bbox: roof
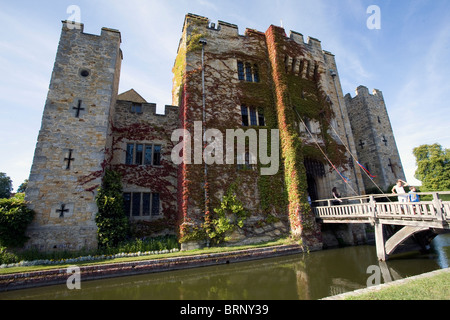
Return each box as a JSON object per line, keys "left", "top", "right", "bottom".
{"left": 117, "top": 89, "right": 147, "bottom": 103}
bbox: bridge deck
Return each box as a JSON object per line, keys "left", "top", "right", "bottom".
{"left": 313, "top": 192, "right": 450, "bottom": 261}
{"left": 313, "top": 192, "right": 450, "bottom": 229}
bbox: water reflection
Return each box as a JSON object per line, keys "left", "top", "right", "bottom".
{"left": 433, "top": 234, "right": 450, "bottom": 269}
{"left": 1, "top": 234, "right": 448, "bottom": 300}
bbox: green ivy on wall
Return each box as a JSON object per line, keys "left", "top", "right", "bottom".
{"left": 95, "top": 170, "right": 129, "bottom": 249}
{"left": 208, "top": 182, "right": 249, "bottom": 245}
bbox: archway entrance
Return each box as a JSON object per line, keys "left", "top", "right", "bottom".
{"left": 307, "top": 174, "right": 318, "bottom": 204}
{"left": 304, "top": 158, "right": 326, "bottom": 205}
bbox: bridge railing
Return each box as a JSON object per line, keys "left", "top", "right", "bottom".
{"left": 313, "top": 191, "right": 450, "bottom": 224}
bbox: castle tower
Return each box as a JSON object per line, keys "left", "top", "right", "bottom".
{"left": 173, "top": 14, "right": 365, "bottom": 250}
{"left": 264, "top": 25, "right": 363, "bottom": 246}
{"left": 25, "top": 21, "right": 122, "bottom": 251}
{"left": 345, "top": 86, "right": 406, "bottom": 191}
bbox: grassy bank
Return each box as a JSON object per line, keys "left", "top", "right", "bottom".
{"left": 1, "top": 235, "right": 179, "bottom": 264}
{"left": 346, "top": 269, "right": 450, "bottom": 300}
{"left": 0, "top": 237, "right": 295, "bottom": 275}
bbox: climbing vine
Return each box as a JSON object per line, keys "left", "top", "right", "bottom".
{"left": 109, "top": 117, "right": 179, "bottom": 239}
{"left": 174, "top": 18, "right": 348, "bottom": 248}
{"left": 174, "top": 20, "right": 292, "bottom": 245}
{"left": 265, "top": 25, "right": 325, "bottom": 245}
{"left": 207, "top": 182, "right": 249, "bottom": 245}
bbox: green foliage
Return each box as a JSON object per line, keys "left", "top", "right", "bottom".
{"left": 0, "top": 236, "right": 179, "bottom": 265}
{"left": 17, "top": 179, "right": 28, "bottom": 193}
{"left": 287, "top": 75, "right": 347, "bottom": 170}
{"left": 0, "top": 193, "right": 35, "bottom": 248}
{"left": 95, "top": 170, "right": 129, "bottom": 249}
{"left": 0, "top": 173, "right": 13, "bottom": 199}
{"left": 186, "top": 32, "right": 207, "bottom": 53}
{"left": 0, "top": 246, "right": 18, "bottom": 264}
{"left": 258, "top": 174, "right": 288, "bottom": 214}
{"left": 99, "top": 235, "right": 179, "bottom": 256}
{"left": 179, "top": 225, "right": 207, "bottom": 244}
{"left": 208, "top": 184, "right": 249, "bottom": 244}
{"left": 413, "top": 143, "right": 450, "bottom": 191}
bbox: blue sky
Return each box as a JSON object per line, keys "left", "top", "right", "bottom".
{"left": 1, "top": 0, "right": 449, "bottom": 191}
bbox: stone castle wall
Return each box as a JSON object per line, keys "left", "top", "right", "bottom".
{"left": 345, "top": 86, "right": 406, "bottom": 191}
{"left": 109, "top": 97, "right": 179, "bottom": 237}
{"left": 25, "top": 22, "right": 122, "bottom": 251}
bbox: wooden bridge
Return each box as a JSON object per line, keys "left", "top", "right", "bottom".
{"left": 313, "top": 191, "right": 450, "bottom": 261}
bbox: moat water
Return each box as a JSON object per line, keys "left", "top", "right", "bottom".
{"left": 1, "top": 234, "right": 449, "bottom": 300}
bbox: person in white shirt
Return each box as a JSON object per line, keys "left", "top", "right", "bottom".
{"left": 392, "top": 179, "right": 409, "bottom": 203}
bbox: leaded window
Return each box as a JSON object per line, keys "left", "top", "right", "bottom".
{"left": 241, "top": 106, "right": 265, "bottom": 127}
{"left": 123, "top": 192, "right": 161, "bottom": 218}
{"left": 125, "top": 143, "right": 162, "bottom": 166}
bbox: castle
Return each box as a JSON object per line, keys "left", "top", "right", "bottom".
{"left": 24, "top": 14, "right": 405, "bottom": 252}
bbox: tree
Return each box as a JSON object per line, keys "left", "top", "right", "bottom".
{"left": 0, "top": 193, "right": 35, "bottom": 248}
{"left": 17, "top": 179, "right": 28, "bottom": 193}
{"left": 95, "top": 170, "right": 129, "bottom": 248}
{"left": 0, "top": 173, "right": 13, "bottom": 199}
{"left": 413, "top": 143, "right": 450, "bottom": 191}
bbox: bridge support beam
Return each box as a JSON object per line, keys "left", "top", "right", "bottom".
{"left": 375, "top": 224, "right": 434, "bottom": 261}
{"left": 385, "top": 226, "right": 430, "bottom": 257}
{"left": 374, "top": 222, "right": 387, "bottom": 261}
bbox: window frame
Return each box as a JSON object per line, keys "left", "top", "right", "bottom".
{"left": 125, "top": 143, "right": 163, "bottom": 166}
{"left": 241, "top": 106, "right": 249, "bottom": 127}
{"left": 123, "top": 192, "right": 161, "bottom": 218}
{"left": 237, "top": 61, "right": 260, "bottom": 83}
{"left": 131, "top": 103, "right": 143, "bottom": 114}
{"left": 240, "top": 105, "right": 265, "bottom": 127}
{"left": 237, "top": 61, "right": 245, "bottom": 81}
{"left": 237, "top": 152, "right": 256, "bottom": 171}
{"left": 245, "top": 63, "right": 253, "bottom": 82}
{"left": 253, "top": 64, "right": 260, "bottom": 83}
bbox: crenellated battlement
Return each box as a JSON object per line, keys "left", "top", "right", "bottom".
{"left": 183, "top": 13, "right": 325, "bottom": 53}
{"left": 61, "top": 20, "right": 121, "bottom": 42}
{"left": 345, "top": 85, "right": 384, "bottom": 100}
{"left": 116, "top": 89, "right": 178, "bottom": 119}
{"left": 184, "top": 13, "right": 239, "bottom": 35}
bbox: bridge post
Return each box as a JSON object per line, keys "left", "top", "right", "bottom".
{"left": 433, "top": 193, "right": 444, "bottom": 223}
{"left": 370, "top": 195, "right": 387, "bottom": 261}
{"left": 374, "top": 222, "right": 387, "bottom": 261}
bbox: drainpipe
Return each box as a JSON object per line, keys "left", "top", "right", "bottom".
{"left": 330, "top": 69, "right": 361, "bottom": 195}
{"left": 199, "top": 38, "right": 210, "bottom": 247}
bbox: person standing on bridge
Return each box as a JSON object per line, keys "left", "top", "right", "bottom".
{"left": 408, "top": 186, "right": 420, "bottom": 203}
{"left": 332, "top": 187, "right": 343, "bottom": 205}
{"left": 408, "top": 186, "right": 420, "bottom": 214}
{"left": 392, "top": 179, "right": 409, "bottom": 203}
